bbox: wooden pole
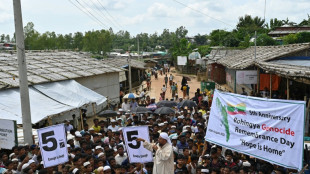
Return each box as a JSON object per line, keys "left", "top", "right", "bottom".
{"left": 287, "top": 78, "right": 290, "bottom": 100}
{"left": 269, "top": 74, "right": 272, "bottom": 98}
{"left": 92, "top": 103, "right": 97, "bottom": 118}
{"left": 305, "top": 98, "right": 310, "bottom": 136}
{"left": 80, "top": 110, "right": 84, "bottom": 130}
{"left": 257, "top": 68, "right": 260, "bottom": 94}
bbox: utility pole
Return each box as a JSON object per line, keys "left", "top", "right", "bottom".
{"left": 137, "top": 36, "right": 140, "bottom": 60}
{"left": 13, "top": 0, "right": 33, "bottom": 144}
{"left": 128, "top": 49, "right": 132, "bottom": 93}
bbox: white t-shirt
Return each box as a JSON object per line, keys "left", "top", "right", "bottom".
{"left": 108, "top": 125, "right": 119, "bottom": 132}
{"left": 162, "top": 87, "right": 167, "bottom": 92}
{"left": 122, "top": 102, "right": 131, "bottom": 111}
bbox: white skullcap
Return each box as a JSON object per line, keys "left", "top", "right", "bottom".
{"left": 9, "top": 153, "right": 15, "bottom": 159}
{"left": 67, "top": 144, "right": 71, "bottom": 148}
{"left": 97, "top": 166, "right": 104, "bottom": 172}
{"left": 164, "top": 121, "right": 168, "bottom": 124}
{"left": 95, "top": 146, "right": 103, "bottom": 150}
{"left": 28, "top": 159, "right": 35, "bottom": 164}
{"left": 75, "top": 132, "right": 82, "bottom": 137}
{"left": 243, "top": 161, "right": 251, "bottom": 167}
{"left": 72, "top": 168, "right": 79, "bottom": 174}
{"left": 22, "top": 163, "right": 29, "bottom": 170}
{"left": 104, "top": 166, "right": 111, "bottom": 171}
{"left": 70, "top": 153, "right": 75, "bottom": 158}
{"left": 67, "top": 134, "right": 74, "bottom": 141}
{"left": 118, "top": 108, "right": 123, "bottom": 112}
{"left": 89, "top": 128, "right": 94, "bottom": 131}
{"left": 111, "top": 119, "right": 116, "bottom": 123}
{"left": 12, "top": 158, "right": 18, "bottom": 162}
{"left": 158, "top": 123, "right": 164, "bottom": 126}
{"left": 159, "top": 132, "right": 171, "bottom": 144}
{"left": 201, "top": 169, "right": 209, "bottom": 173}
{"left": 151, "top": 97, "right": 156, "bottom": 100}
{"left": 98, "top": 133, "right": 102, "bottom": 136}
{"left": 171, "top": 136, "right": 178, "bottom": 140}
{"left": 178, "top": 115, "right": 184, "bottom": 119}
{"left": 83, "top": 161, "right": 90, "bottom": 167}
{"left": 171, "top": 126, "right": 176, "bottom": 129}
{"left": 98, "top": 152, "right": 104, "bottom": 158}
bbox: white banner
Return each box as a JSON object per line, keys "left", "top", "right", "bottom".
{"left": 0, "top": 119, "right": 16, "bottom": 149}
{"left": 122, "top": 126, "right": 153, "bottom": 163}
{"left": 177, "top": 56, "right": 187, "bottom": 66}
{"left": 205, "top": 90, "right": 305, "bottom": 170}
{"left": 236, "top": 70, "right": 257, "bottom": 84}
{"left": 38, "top": 124, "right": 69, "bottom": 168}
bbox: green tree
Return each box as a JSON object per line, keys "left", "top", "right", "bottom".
{"left": 73, "top": 32, "right": 84, "bottom": 50}
{"left": 270, "top": 18, "right": 283, "bottom": 30}
{"left": 198, "top": 45, "right": 211, "bottom": 56}
{"left": 256, "top": 34, "right": 276, "bottom": 46}
{"left": 282, "top": 34, "right": 298, "bottom": 44}
{"left": 298, "top": 14, "right": 310, "bottom": 26}
{"left": 194, "top": 34, "right": 207, "bottom": 45}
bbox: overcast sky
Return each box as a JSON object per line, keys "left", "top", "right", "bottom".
{"left": 0, "top": 0, "right": 309, "bottom": 37}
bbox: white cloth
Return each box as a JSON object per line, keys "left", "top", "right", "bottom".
{"left": 115, "top": 153, "right": 128, "bottom": 165}
{"left": 160, "top": 132, "right": 171, "bottom": 144}
{"left": 143, "top": 141, "right": 174, "bottom": 174}
{"left": 107, "top": 125, "right": 119, "bottom": 132}
{"left": 162, "top": 87, "right": 167, "bottom": 92}
{"left": 122, "top": 102, "right": 131, "bottom": 111}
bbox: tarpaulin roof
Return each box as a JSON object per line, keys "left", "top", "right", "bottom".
{"left": 0, "top": 80, "right": 107, "bottom": 124}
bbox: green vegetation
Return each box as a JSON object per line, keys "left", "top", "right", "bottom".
{"left": 1, "top": 14, "right": 309, "bottom": 59}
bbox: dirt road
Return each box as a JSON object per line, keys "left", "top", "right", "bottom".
{"left": 148, "top": 68, "right": 201, "bottom": 101}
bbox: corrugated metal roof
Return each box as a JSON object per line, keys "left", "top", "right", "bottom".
{"left": 217, "top": 43, "right": 310, "bottom": 69}
{"left": 102, "top": 58, "right": 146, "bottom": 69}
{"left": 0, "top": 51, "right": 125, "bottom": 89}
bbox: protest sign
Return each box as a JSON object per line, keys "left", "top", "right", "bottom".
{"left": 205, "top": 90, "right": 305, "bottom": 170}
{"left": 0, "top": 119, "right": 17, "bottom": 149}
{"left": 122, "top": 126, "right": 153, "bottom": 163}
{"left": 37, "top": 124, "right": 68, "bottom": 168}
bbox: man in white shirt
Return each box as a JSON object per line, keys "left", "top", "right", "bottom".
{"left": 122, "top": 99, "right": 131, "bottom": 111}
{"left": 107, "top": 119, "right": 119, "bottom": 132}
{"left": 115, "top": 145, "right": 127, "bottom": 165}
{"left": 161, "top": 85, "right": 167, "bottom": 100}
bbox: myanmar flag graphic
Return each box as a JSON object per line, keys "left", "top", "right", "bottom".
{"left": 227, "top": 103, "right": 246, "bottom": 115}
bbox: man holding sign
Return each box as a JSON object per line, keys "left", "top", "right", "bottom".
{"left": 137, "top": 132, "right": 174, "bottom": 174}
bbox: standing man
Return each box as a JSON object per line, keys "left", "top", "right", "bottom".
{"left": 171, "top": 82, "right": 177, "bottom": 99}
{"left": 169, "top": 74, "right": 173, "bottom": 86}
{"left": 164, "top": 74, "right": 168, "bottom": 87}
{"left": 161, "top": 85, "right": 167, "bottom": 100}
{"left": 137, "top": 132, "right": 174, "bottom": 174}
{"left": 122, "top": 99, "right": 131, "bottom": 112}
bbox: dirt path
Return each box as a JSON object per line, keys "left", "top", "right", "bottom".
{"left": 148, "top": 68, "right": 201, "bottom": 101}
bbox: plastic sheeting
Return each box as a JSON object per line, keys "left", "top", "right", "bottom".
{"left": 0, "top": 80, "right": 107, "bottom": 124}
{"left": 34, "top": 80, "right": 106, "bottom": 107}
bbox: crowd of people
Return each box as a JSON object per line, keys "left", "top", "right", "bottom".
{"left": 0, "top": 67, "right": 307, "bottom": 174}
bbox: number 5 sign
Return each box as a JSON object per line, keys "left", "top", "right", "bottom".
{"left": 37, "top": 124, "right": 69, "bottom": 168}
{"left": 122, "top": 126, "right": 153, "bottom": 163}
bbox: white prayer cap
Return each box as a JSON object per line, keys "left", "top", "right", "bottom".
{"left": 159, "top": 132, "right": 171, "bottom": 144}
{"left": 67, "top": 134, "right": 74, "bottom": 141}
{"left": 201, "top": 169, "right": 209, "bottom": 173}
{"left": 12, "top": 158, "right": 18, "bottom": 162}
{"left": 67, "top": 144, "right": 71, "bottom": 148}
{"left": 164, "top": 121, "right": 168, "bottom": 124}
{"left": 28, "top": 159, "right": 35, "bottom": 164}
{"left": 70, "top": 153, "right": 75, "bottom": 158}
{"left": 9, "top": 153, "right": 15, "bottom": 159}
{"left": 117, "top": 118, "right": 122, "bottom": 121}
{"left": 98, "top": 152, "right": 105, "bottom": 157}
{"left": 171, "top": 126, "right": 176, "bottom": 129}
{"left": 72, "top": 168, "right": 79, "bottom": 174}
{"left": 98, "top": 133, "right": 102, "bottom": 136}
{"left": 97, "top": 167, "right": 104, "bottom": 172}
{"left": 95, "top": 146, "right": 103, "bottom": 150}
{"left": 178, "top": 115, "right": 184, "bottom": 119}
{"left": 22, "top": 163, "right": 29, "bottom": 170}
{"left": 89, "top": 128, "right": 94, "bottom": 131}
{"left": 158, "top": 123, "right": 164, "bottom": 127}
{"left": 83, "top": 161, "right": 90, "bottom": 167}
{"left": 151, "top": 97, "right": 156, "bottom": 100}
{"left": 104, "top": 166, "right": 111, "bottom": 171}
{"left": 171, "top": 136, "right": 178, "bottom": 140}
{"left": 243, "top": 161, "right": 251, "bottom": 167}
{"left": 118, "top": 108, "right": 124, "bottom": 112}
{"left": 75, "top": 132, "right": 82, "bottom": 137}
{"left": 111, "top": 119, "right": 116, "bottom": 123}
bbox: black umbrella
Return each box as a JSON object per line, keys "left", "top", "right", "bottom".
{"left": 131, "top": 106, "right": 152, "bottom": 114}
{"left": 179, "top": 100, "right": 197, "bottom": 108}
{"left": 98, "top": 110, "right": 117, "bottom": 117}
{"left": 154, "top": 107, "right": 175, "bottom": 115}
{"left": 156, "top": 100, "right": 177, "bottom": 108}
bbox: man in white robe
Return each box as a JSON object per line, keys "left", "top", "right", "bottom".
{"left": 137, "top": 132, "right": 174, "bottom": 174}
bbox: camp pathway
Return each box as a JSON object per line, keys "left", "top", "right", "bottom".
{"left": 148, "top": 67, "right": 201, "bottom": 101}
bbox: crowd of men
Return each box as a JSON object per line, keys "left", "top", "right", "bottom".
{"left": 0, "top": 68, "right": 308, "bottom": 174}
